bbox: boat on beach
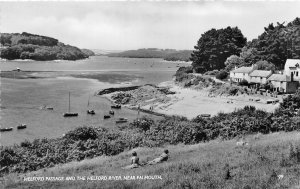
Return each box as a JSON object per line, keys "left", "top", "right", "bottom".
{"left": 116, "top": 118, "right": 128, "bottom": 123}
{"left": 17, "top": 124, "right": 27, "bottom": 129}
{"left": 0, "top": 127, "right": 13, "bottom": 132}
{"left": 63, "top": 92, "right": 79, "bottom": 117}
{"left": 104, "top": 115, "right": 111, "bottom": 119}
{"left": 111, "top": 104, "right": 121, "bottom": 109}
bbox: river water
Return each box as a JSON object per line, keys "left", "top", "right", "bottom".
{"left": 0, "top": 56, "right": 190, "bottom": 146}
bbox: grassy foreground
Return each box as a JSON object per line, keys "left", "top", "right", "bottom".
{"left": 3, "top": 131, "right": 300, "bottom": 189}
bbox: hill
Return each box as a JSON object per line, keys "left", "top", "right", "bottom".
{"left": 0, "top": 32, "right": 89, "bottom": 61}
{"left": 3, "top": 131, "right": 300, "bottom": 189}
{"left": 107, "top": 48, "right": 192, "bottom": 62}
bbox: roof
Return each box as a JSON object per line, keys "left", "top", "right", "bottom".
{"left": 268, "top": 74, "right": 291, "bottom": 82}
{"left": 284, "top": 59, "right": 300, "bottom": 71}
{"left": 231, "top": 66, "right": 253, "bottom": 73}
{"left": 249, "top": 70, "right": 272, "bottom": 78}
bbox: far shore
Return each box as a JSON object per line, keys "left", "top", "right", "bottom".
{"left": 101, "top": 81, "right": 282, "bottom": 120}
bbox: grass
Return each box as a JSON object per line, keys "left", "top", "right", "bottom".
{"left": 3, "top": 131, "right": 300, "bottom": 189}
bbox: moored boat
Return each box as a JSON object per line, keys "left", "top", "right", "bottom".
{"left": 104, "top": 115, "right": 111, "bottom": 119}
{"left": 63, "top": 92, "right": 78, "bottom": 117}
{"left": 111, "top": 104, "right": 121, "bottom": 109}
{"left": 17, "top": 124, "right": 27, "bottom": 129}
{"left": 109, "top": 110, "right": 115, "bottom": 115}
{"left": 199, "top": 114, "right": 211, "bottom": 118}
{"left": 46, "top": 106, "right": 54, "bottom": 110}
{"left": 116, "top": 118, "right": 128, "bottom": 123}
{"left": 0, "top": 127, "right": 13, "bottom": 132}
{"left": 63, "top": 112, "right": 79, "bottom": 117}
{"left": 87, "top": 110, "right": 95, "bottom": 115}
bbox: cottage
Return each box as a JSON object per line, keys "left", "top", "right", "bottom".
{"left": 267, "top": 74, "right": 299, "bottom": 93}
{"left": 230, "top": 65, "right": 256, "bottom": 83}
{"left": 284, "top": 59, "right": 300, "bottom": 81}
{"left": 249, "top": 70, "right": 273, "bottom": 84}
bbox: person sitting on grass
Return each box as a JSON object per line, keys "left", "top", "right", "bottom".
{"left": 146, "top": 149, "right": 169, "bottom": 165}
{"left": 122, "top": 151, "right": 141, "bottom": 169}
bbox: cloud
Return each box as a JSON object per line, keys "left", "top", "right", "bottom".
{"left": 0, "top": 1, "right": 300, "bottom": 50}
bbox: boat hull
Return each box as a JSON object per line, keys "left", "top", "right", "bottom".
{"left": 0, "top": 127, "right": 13, "bottom": 132}
{"left": 63, "top": 113, "right": 78, "bottom": 117}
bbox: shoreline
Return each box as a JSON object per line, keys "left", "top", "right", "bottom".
{"left": 99, "top": 81, "right": 282, "bottom": 119}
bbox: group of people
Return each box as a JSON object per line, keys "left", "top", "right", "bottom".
{"left": 122, "top": 149, "right": 169, "bottom": 169}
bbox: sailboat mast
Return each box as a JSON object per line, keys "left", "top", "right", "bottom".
{"left": 69, "top": 92, "right": 71, "bottom": 112}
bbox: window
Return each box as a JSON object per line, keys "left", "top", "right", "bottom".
{"left": 297, "top": 72, "right": 299, "bottom": 77}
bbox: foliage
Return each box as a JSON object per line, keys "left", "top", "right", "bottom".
{"left": 174, "top": 66, "right": 193, "bottom": 82}
{"left": 238, "top": 79, "right": 249, "bottom": 86}
{"left": 81, "top": 49, "right": 95, "bottom": 56}
{"left": 204, "top": 70, "right": 219, "bottom": 76}
{"left": 246, "top": 18, "right": 300, "bottom": 69}
{"left": 215, "top": 70, "right": 228, "bottom": 80}
{"left": 107, "top": 48, "right": 193, "bottom": 62}
{"left": 224, "top": 55, "right": 244, "bottom": 71}
{"left": 164, "top": 50, "right": 192, "bottom": 62}
{"left": 0, "top": 32, "right": 89, "bottom": 61}
{"left": 3, "top": 91, "right": 300, "bottom": 176}
{"left": 255, "top": 60, "right": 275, "bottom": 71}
{"left": 191, "top": 26, "right": 247, "bottom": 73}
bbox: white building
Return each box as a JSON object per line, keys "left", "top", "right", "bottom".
{"left": 249, "top": 70, "right": 273, "bottom": 84}
{"left": 267, "top": 74, "right": 298, "bottom": 93}
{"left": 284, "top": 59, "right": 300, "bottom": 81}
{"left": 230, "top": 65, "right": 256, "bottom": 83}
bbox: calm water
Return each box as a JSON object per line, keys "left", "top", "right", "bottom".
{"left": 0, "top": 56, "right": 190, "bottom": 146}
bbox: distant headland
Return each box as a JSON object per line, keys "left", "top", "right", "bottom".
{"left": 106, "top": 48, "right": 193, "bottom": 62}
{"left": 0, "top": 32, "right": 94, "bottom": 61}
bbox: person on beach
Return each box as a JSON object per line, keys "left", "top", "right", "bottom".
{"left": 122, "top": 151, "right": 141, "bottom": 169}
{"left": 146, "top": 149, "right": 169, "bottom": 165}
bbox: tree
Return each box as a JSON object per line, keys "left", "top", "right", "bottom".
{"left": 255, "top": 60, "right": 275, "bottom": 71}
{"left": 224, "top": 55, "right": 244, "bottom": 71}
{"left": 191, "top": 27, "right": 247, "bottom": 73}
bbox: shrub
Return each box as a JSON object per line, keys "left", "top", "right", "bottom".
{"left": 216, "top": 70, "right": 228, "bottom": 80}
{"left": 64, "top": 127, "right": 98, "bottom": 141}
{"left": 238, "top": 79, "right": 249, "bottom": 86}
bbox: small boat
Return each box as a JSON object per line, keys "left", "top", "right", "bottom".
{"left": 111, "top": 104, "right": 121, "bottom": 109}
{"left": 46, "top": 106, "right": 53, "bottom": 110}
{"left": 64, "top": 112, "right": 78, "bottom": 117}
{"left": 116, "top": 118, "right": 128, "bottom": 123}
{"left": 63, "top": 92, "right": 79, "bottom": 117}
{"left": 0, "top": 127, "right": 13, "bottom": 132}
{"left": 17, "top": 124, "right": 27, "bottom": 129}
{"left": 109, "top": 110, "right": 115, "bottom": 115}
{"left": 104, "top": 115, "right": 111, "bottom": 119}
{"left": 87, "top": 95, "right": 96, "bottom": 115}
{"left": 87, "top": 110, "right": 95, "bottom": 115}
{"left": 199, "top": 114, "right": 211, "bottom": 118}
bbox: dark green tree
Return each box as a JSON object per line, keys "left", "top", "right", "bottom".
{"left": 191, "top": 27, "right": 247, "bottom": 73}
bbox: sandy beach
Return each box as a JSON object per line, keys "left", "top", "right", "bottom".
{"left": 104, "top": 81, "right": 282, "bottom": 120}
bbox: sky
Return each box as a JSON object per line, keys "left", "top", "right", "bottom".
{"left": 0, "top": 1, "right": 300, "bottom": 50}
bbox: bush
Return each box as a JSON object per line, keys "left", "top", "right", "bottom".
{"left": 216, "top": 70, "right": 228, "bottom": 80}
{"left": 64, "top": 127, "right": 98, "bottom": 141}
{"left": 204, "top": 70, "right": 219, "bottom": 76}
{"left": 238, "top": 79, "right": 249, "bottom": 86}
